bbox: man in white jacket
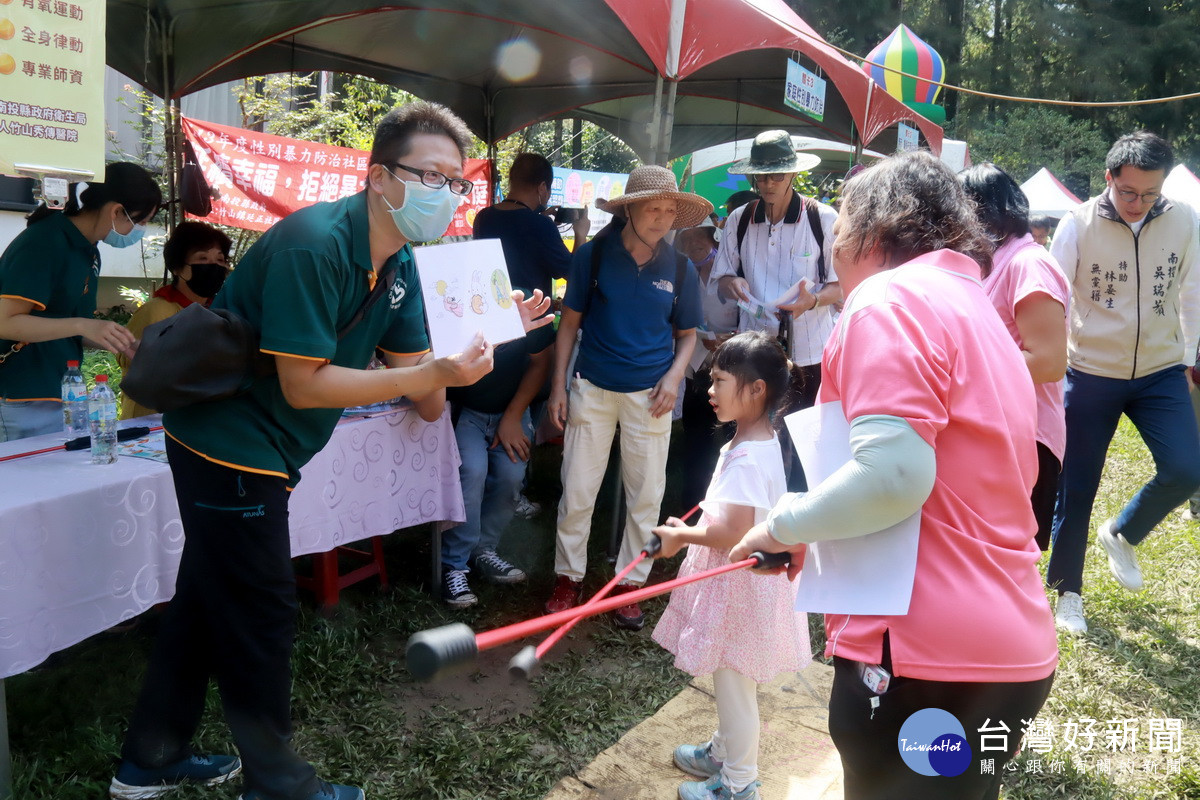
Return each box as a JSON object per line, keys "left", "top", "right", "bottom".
{"left": 1047, "top": 131, "right": 1200, "bottom": 635}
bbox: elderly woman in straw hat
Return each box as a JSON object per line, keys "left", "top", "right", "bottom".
{"left": 546, "top": 165, "right": 712, "bottom": 630}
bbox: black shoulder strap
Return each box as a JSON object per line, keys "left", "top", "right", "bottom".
{"left": 582, "top": 220, "right": 618, "bottom": 319}
{"left": 805, "top": 197, "right": 827, "bottom": 285}
{"left": 735, "top": 200, "right": 758, "bottom": 279}
{"left": 338, "top": 262, "right": 397, "bottom": 340}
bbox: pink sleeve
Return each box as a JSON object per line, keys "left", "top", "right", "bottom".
{"left": 826, "top": 303, "right": 950, "bottom": 448}
{"left": 1009, "top": 249, "right": 1069, "bottom": 309}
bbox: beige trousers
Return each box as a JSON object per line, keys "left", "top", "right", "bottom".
{"left": 554, "top": 377, "right": 671, "bottom": 586}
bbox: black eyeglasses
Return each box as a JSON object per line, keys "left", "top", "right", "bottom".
{"left": 1114, "top": 187, "right": 1161, "bottom": 205}
{"left": 389, "top": 163, "right": 474, "bottom": 196}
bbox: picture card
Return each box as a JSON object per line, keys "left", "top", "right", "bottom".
{"left": 413, "top": 238, "right": 526, "bottom": 358}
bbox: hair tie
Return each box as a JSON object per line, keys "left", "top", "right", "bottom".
{"left": 73, "top": 181, "right": 88, "bottom": 205}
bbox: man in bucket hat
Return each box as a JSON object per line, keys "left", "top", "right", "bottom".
{"left": 712, "top": 130, "right": 841, "bottom": 491}
{"left": 546, "top": 165, "right": 710, "bottom": 629}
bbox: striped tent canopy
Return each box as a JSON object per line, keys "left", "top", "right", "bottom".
{"left": 862, "top": 24, "right": 946, "bottom": 125}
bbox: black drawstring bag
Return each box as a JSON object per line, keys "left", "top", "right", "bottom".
{"left": 122, "top": 264, "right": 397, "bottom": 412}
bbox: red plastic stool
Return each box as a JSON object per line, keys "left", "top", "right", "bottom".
{"left": 295, "top": 536, "right": 389, "bottom": 609}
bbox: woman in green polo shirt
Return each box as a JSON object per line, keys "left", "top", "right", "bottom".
{"left": 0, "top": 162, "right": 161, "bottom": 441}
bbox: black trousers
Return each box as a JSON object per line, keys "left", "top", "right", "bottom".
{"left": 1032, "top": 442, "right": 1061, "bottom": 552}
{"left": 121, "top": 438, "right": 319, "bottom": 800}
{"left": 829, "top": 651, "right": 1054, "bottom": 800}
{"left": 680, "top": 372, "right": 734, "bottom": 513}
{"left": 779, "top": 362, "right": 822, "bottom": 492}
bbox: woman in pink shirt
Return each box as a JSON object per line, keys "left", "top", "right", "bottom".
{"left": 959, "top": 164, "right": 1069, "bottom": 554}
{"left": 734, "top": 151, "right": 1058, "bottom": 800}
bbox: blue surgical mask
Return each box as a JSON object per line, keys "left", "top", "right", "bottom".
{"left": 382, "top": 170, "right": 462, "bottom": 242}
{"left": 103, "top": 209, "right": 146, "bottom": 249}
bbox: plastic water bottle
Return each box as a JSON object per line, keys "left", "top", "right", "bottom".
{"left": 61, "top": 360, "right": 88, "bottom": 436}
{"left": 88, "top": 374, "right": 118, "bottom": 465}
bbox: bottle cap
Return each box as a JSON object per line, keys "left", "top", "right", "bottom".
{"left": 95, "top": 374, "right": 108, "bottom": 382}
{"left": 66, "top": 360, "right": 79, "bottom": 367}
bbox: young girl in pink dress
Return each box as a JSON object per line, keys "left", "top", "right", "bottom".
{"left": 652, "top": 331, "right": 811, "bottom": 800}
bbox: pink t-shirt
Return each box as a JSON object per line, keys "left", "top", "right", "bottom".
{"left": 818, "top": 249, "right": 1058, "bottom": 683}
{"left": 984, "top": 233, "right": 1070, "bottom": 462}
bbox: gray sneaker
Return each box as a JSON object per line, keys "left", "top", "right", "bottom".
{"left": 1183, "top": 499, "right": 1200, "bottom": 521}
{"left": 678, "top": 775, "right": 760, "bottom": 800}
{"left": 674, "top": 742, "right": 723, "bottom": 778}
{"left": 441, "top": 569, "right": 478, "bottom": 608}
{"left": 471, "top": 550, "right": 526, "bottom": 584}
{"left": 514, "top": 494, "right": 542, "bottom": 518}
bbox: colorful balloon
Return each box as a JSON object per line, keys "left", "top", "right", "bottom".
{"left": 862, "top": 24, "right": 946, "bottom": 124}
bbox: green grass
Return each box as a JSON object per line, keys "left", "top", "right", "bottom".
{"left": 8, "top": 419, "right": 1200, "bottom": 799}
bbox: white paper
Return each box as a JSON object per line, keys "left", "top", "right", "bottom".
{"left": 783, "top": 401, "right": 920, "bottom": 615}
{"left": 771, "top": 277, "right": 810, "bottom": 310}
{"left": 413, "top": 239, "right": 527, "bottom": 358}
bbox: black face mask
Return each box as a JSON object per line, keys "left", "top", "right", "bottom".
{"left": 184, "top": 263, "right": 228, "bottom": 298}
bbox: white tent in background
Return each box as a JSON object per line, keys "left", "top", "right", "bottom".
{"left": 1020, "top": 167, "right": 1083, "bottom": 218}
{"left": 1163, "top": 164, "right": 1200, "bottom": 214}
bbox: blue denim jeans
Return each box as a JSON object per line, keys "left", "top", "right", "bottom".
{"left": 1048, "top": 365, "right": 1200, "bottom": 595}
{"left": 0, "top": 399, "right": 61, "bottom": 442}
{"left": 441, "top": 407, "right": 533, "bottom": 572}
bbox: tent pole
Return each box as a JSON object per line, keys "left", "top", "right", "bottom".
{"left": 160, "top": 24, "right": 178, "bottom": 234}
{"left": 856, "top": 78, "right": 874, "bottom": 162}
{"left": 648, "top": 73, "right": 664, "bottom": 165}
{"left": 485, "top": 92, "right": 497, "bottom": 204}
{"left": 657, "top": 0, "right": 685, "bottom": 166}
{"left": 659, "top": 79, "right": 678, "bottom": 166}
{"left": 486, "top": 141, "right": 497, "bottom": 204}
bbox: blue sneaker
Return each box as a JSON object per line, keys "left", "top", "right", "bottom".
{"left": 673, "top": 742, "right": 723, "bottom": 777}
{"left": 678, "top": 775, "right": 760, "bottom": 800}
{"left": 241, "top": 781, "right": 365, "bottom": 800}
{"left": 109, "top": 754, "right": 241, "bottom": 799}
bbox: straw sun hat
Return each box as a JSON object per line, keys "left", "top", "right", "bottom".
{"left": 595, "top": 165, "right": 713, "bottom": 229}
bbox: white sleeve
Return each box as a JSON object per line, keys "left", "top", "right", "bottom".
{"left": 711, "top": 206, "right": 745, "bottom": 282}
{"left": 1178, "top": 205, "right": 1200, "bottom": 367}
{"left": 1048, "top": 215, "right": 1079, "bottom": 284}
{"left": 765, "top": 415, "right": 936, "bottom": 545}
{"left": 701, "top": 450, "right": 776, "bottom": 520}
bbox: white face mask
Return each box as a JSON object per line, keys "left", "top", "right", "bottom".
{"left": 382, "top": 171, "right": 462, "bottom": 242}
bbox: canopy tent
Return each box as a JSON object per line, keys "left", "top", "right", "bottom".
{"left": 107, "top": 0, "right": 943, "bottom": 164}
{"left": 1020, "top": 167, "right": 1083, "bottom": 219}
{"left": 676, "top": 135, "right": 886, "bottom": 209}
{"left": 1163, "top": 164, "right": 1200, "bottom": 213}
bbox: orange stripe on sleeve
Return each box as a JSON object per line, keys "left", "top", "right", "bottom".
{"left": 259, "top": 349, "right": 330, "bottom": 363}
{"left": 0, "top": 294, "right": 47, "bottom": 311}
{"left": 378, "top": 347, "right": 431, "bottom": 358}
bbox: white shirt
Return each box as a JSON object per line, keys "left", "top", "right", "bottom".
{"left": 710, "top": 194, "right": 838, "bottom": 366}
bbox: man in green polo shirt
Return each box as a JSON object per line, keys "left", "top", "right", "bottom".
{"left": 110, "top": 102, "right": 550, "bottom": 800}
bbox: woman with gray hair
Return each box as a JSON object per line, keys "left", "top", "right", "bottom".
{"left": 733, "top": 151, "right": 1057, "bottom": 800}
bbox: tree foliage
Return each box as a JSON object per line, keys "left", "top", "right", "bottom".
{"left": 797, "top": 0, "right": 1200, "bottom": 183}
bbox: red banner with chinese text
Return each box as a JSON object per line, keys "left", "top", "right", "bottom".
{"left": 182, "top": 116, "right": 489, "bottom": 236}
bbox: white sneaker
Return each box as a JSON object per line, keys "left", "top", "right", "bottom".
{"left": 1096, "top": 519, "right": 1144, "bottom": 592}
{"left": 1054, "top": 591, "right": 1087, "bottom": 635}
